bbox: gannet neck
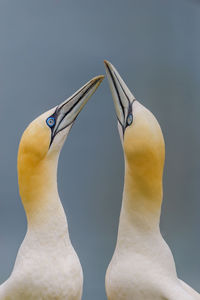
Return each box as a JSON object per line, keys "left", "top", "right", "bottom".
{"left": 123, "top": 159, "right": 163, "bottom": 223}
{"left": 116, "top": 152, "right": 164, "bottom": 250}
{"left": 18, "top": 142, "right": 68, "bottom": 233}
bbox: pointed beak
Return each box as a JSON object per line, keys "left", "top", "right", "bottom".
{"left": 104, "top": 60, "right": 135, "bottom": 129}
{"left": 49, "top": 75, "right": 104, "bottom": 146}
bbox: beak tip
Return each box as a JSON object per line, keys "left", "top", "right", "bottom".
{"left": 104, "top": 59, "right": 110, "bottom": 67}
{"left": 104, "top": 60, "right": 115, "bottom": 76}
{"left": 91, "top": 75, "right": 105, "bottom": 85}
{"left": 99, "top": 75, "right": 105, "bottom": 82}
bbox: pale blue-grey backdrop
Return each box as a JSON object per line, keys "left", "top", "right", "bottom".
{"left": 0, "top": 0, "right": 200, "bottom": 299}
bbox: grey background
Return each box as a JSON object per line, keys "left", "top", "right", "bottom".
{"left": 0, "top": 0, "right": 200, "bottom": 299}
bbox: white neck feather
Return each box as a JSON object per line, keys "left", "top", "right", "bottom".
{"left": 26, "top": 192, "right": 71, "bottom": 249}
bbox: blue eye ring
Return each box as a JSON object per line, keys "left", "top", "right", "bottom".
{"left": 46, "top": 117, "right": 56, "bottom": 128}
{"left": 127, "top": 113, "right": 133, "bottom": 126}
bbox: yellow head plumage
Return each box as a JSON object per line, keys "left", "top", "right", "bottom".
{"left": 123, "top": 101, "right": 165, "bottom": 200}
{"left": 18, "top": 110, "right": 56, "bottom": 207}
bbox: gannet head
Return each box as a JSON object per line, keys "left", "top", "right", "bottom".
{"left": 104, "top": 60, "right": 164, "bottom": 196}
{"left": 18, "top": 75, "right": 104, "bottom": 206}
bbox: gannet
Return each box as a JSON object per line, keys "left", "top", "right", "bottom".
{"left": 0, "top": 75, "right": 104, "bottom": 300}
{"left": 104, "top": 60, "right": 200, "bottom": 300}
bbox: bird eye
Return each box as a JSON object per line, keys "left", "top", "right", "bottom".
{"left": 46, "top": 117, "right": 55, "bottom": 128}
{"left": 127, "top": 113, "right": 133, "bottom": 126}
